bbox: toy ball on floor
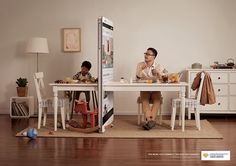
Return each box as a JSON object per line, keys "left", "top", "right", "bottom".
{"left": 22, "top": 128, "right": 38, "bottom": 139}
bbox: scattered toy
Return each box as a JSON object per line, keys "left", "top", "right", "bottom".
{"left": 22, "top": 128, "right": 38, "bottom": 139}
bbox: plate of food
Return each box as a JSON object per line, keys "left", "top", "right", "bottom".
{"left": 168, "top": 73, "right": 180, "bottom": 83}
{"left": 134, "top": 79, "right": 156, "bottom": 83}
{"left": 54, "top": 78, "right": 78, "bottom": 84}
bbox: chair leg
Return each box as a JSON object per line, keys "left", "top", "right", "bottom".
{"left": 90, "top": 114, "right": 95, "bottom": 128}
{"left": 60, "top": 107, "right": 66, "bottom": 130}
{"left": 138, "top": 103, "right": 141, "bottom": 125}
{"left": 141, "top": 113, "right": 145, "bottom": 123}
{"left": 43, "top": 108, "right": 47, "bottom": 126}
{"left": 82, "top": 114, "right": 88, "bottom": 128}
{"left": 70, "top": 92, "right": 76, "bottom": 119}
{"left": 66, "top": 109, "right": 70, "bottom": 121}
{"left": 38, "top": 107, "right": 43, "bottom": 129}
{"left": 178, "top": 107, "right": 182, "bottom": 126}
{"left": 95, "top": 114, "right": 98, "bottom": 126}
{"left": 65, "top": 100, "right": 70, "bottom": 121}
{"left": 188, "top": 107, "right": 191, "bottom": 120}
{"left": 158, "top": 104, "right": 162, "bottom": 125}
{"left": 197, "top": 112, "right": 201, "bottom": 130}
{"left": 195, "top": 107, "right": 201, "bottom": 130}
{"left": 67, "top": 112, "right": 70, "bottom": 121}
{"left": 171, "top": 106, "right": 177, "bottom": 131}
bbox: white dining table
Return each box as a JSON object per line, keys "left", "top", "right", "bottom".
{"left": 49, "top": 83, "right": 98, "bottom": 131}
{"left": 49, "top": 82, "right": 188, "bottom": 132}
{"left": 103, "top": 81, "right": 188, "bottom": 132}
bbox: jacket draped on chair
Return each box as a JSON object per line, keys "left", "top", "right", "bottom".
{"left": 191, "top": 71, "right": 216, "bottom": 105}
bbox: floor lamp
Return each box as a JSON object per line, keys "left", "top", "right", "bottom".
{"left": 26, "top": 37, "right": 49, "bottom": 117}
{"left": 26, "top": 37, "right": 49, "bottom": 72}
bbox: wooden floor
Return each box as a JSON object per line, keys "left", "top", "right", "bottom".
{"left": 0, "top": 115, "right": 235, "bottom": 166}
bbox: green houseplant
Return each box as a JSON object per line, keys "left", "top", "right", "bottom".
{"left": 16, "top": 77, "right": 28, "bottom": 97}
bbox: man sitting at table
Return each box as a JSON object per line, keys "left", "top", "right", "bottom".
{"left": 73, "top": 61, "right": 92, "bottom": 110}
{"left": 136, "top": 47, "right": 165, "bottom": 130}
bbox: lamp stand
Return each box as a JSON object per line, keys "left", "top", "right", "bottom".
{"left": 36, "top": 52, "right": 39, "bottom": 73}
{"left": 32, "top": 52, "right": 39, "bottom": 118}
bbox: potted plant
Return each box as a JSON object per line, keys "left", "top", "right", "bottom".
{"left": 16, "top": 77, "right": 28, "bottom": 97}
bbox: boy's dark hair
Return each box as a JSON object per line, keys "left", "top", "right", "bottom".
{"left": 81, "top": 61, "right": 92, "bottom": 70}
{"left": 147, "top": 47, "right": 158, "bottom": 58}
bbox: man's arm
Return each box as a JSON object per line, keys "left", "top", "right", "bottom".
{"left": 136, "top": 62, "right": 147, "bottom": 79}
{"left": 151, "top": 69, "right": 162, "bottom": 80}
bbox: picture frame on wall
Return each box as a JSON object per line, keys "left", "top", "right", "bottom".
{"left": 63, "top": 28, "right": 81, "bottom": 52}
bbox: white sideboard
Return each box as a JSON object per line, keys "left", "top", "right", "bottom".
{"left": 187, "top": 69, "right": 236, "bottom": 116}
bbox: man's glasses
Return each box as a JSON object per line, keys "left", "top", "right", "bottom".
{"left": 144, "top": 52, "right": 154, "bottom": 56}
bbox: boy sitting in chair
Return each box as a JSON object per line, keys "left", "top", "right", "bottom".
{"left": 73, "top": 61, "right": 93, "bottom": 110}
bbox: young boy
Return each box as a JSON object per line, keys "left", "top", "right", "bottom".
{"left": 73, "top": 61, "right": 92, "bottom": 110}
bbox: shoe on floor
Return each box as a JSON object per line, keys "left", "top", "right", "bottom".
{"left": 147, "top": 120, "right": 156, "bottom": 129}
{"left": 142, "top": 123, "right": 150, "bottom": 130}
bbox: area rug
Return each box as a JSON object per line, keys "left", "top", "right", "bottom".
{"left": 16, "top": 116, "right": 223, "bottom": 139}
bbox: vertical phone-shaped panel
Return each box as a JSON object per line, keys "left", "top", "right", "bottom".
{"left": 98, "top": 17, "right": 114, "bottom": 132}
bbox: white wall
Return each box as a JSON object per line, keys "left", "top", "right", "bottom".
{"left": 1, "top": 0, "right": 236, "bottom": 114}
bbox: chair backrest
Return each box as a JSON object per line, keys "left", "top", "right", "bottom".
{"left": 195, "top": 72, "right": 205, "bottom": 102}
{"left": 33, "top": 72, "right": 47, "bottom": 102}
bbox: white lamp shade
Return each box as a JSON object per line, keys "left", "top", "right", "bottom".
{"left": 26, "top": 37, "right": 49, "bottom": 54}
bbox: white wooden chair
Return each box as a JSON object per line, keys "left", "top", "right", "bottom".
{"left": 33, "top": 72, "right": 69, "bottom": 130}
{"left": 171, "top": 72, "right": 205, "bottom": 131}
{"left": 137, "top": 96, "right": 163, "bottom": 125}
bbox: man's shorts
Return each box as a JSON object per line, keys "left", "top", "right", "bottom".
{"left": 140, "top": 91, "right": 162, "bottom": 101}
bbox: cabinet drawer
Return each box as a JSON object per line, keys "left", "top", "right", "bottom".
{"left": 229, "top": 73, "right": 236, "bottom": 83}
{"left": 200, "top": 97, "right": 228, "bottom": 110}
{"left": 229, "top": 84, "right": 236, "bottom": 95}
{"left": 210, "top": 73, "right": 228, "bottom": 83}
{"left": 230, "top": 97, "right": 236, "bottom": 110}
{"left": 190, "top": 83, "right": 228, "bottom": 97}
{"left": 213, "top": 84, "right": 228, "bottom": 96}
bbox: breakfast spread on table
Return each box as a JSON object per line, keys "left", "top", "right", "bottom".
{"left": 54, "top": 77, "right": 98, "bottom": 84}
{"left": 132, "top": 73, "right": 181, "bottom": 84}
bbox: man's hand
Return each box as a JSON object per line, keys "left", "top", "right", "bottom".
{"left": 141, "top": 63, "right": 147, "bottom": 70}
{"left": 152, "top": 69, "right": 161, "bottom": 78}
